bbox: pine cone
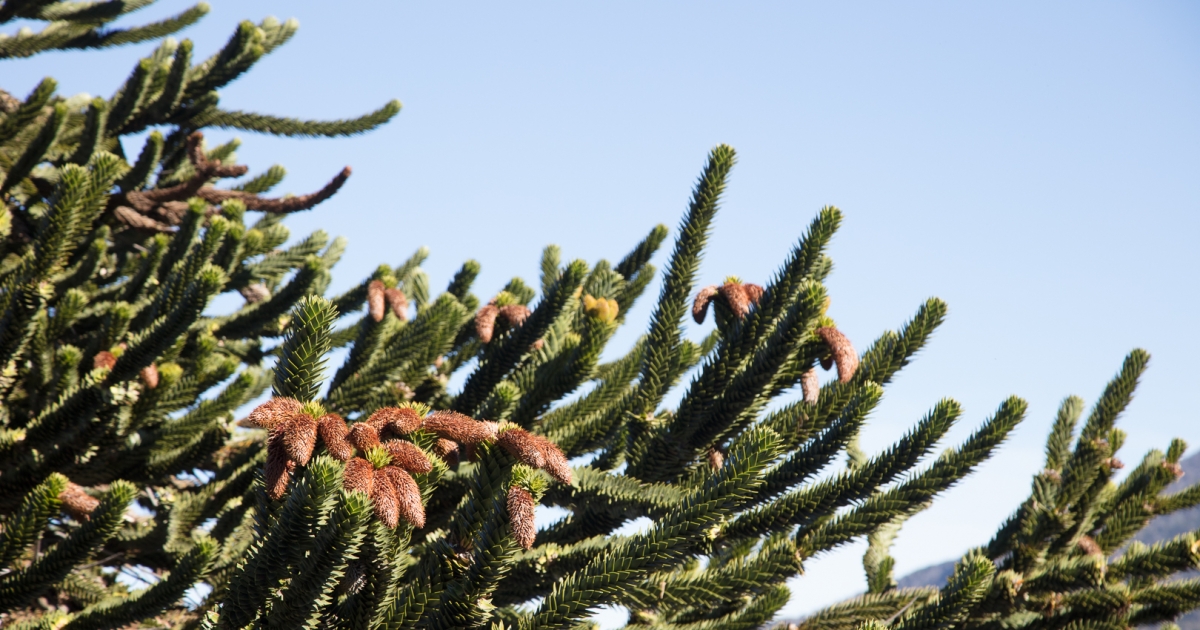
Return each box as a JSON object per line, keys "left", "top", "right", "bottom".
{"left": 348, "top": 423, "right": 381, "bottom": 452}
{"left": 318, "top": 414, "right": 354, "bottom": 461}
{"left": 265, "top": 432, "right": 295, "bottom": 500}
{"left": 281, "top": 414, "right": 319, "bottom": 466}
{"left": 367, "top": 280, "right": 387, "bottom": 322}
{"left": 139, "top": 364, "right": 160, "bottom": 389}
{"left": 366, "top": 406, "right": 423, "bottom": 435}
{"left": 719, "top": 282, "right": 752, "bottom": 319}
{"left": 498, "top": 429, "right": 572, "bottom": 484}
{"left": 815, "top": 327, "right": 859, "bottom": 383}
{"left": 507, "top": 486, "right": 537, "bottom": 550}
{"left": 707, "top": 448, "right": 725, "bottom": 471}
{"left": 692, "top": 285, "right": 719, "bottom": 324}
{"left": 383, "top": 440, "right": 433, "bottom": 474}
{"left": 743, "top": 283, "right": 765, "bottom": 306}
{"left": 381, "top": 466, "right": 425, "bottom": 528}
{"left": 800, "top": 368, "right": 820, "bottom": 405}
{"left": 239, "top": 283, "right": 270, "bottom": 304}
{"left": 370, "top": 468, "right": 401, "bottom": 529}
{"left": 385, "top": 287, "right": 409, "bottom": 321}
{"left": 432, "top": 438, "right": 459, "bottom": 465}
{"left": 498, "top": 429, "right": 546, "bottom": 469}
{"left": 498, "top": 304, "right": 531, "bottom": 328}
{"left": 529, "top": 432, "right": 572, "bottom": 484}
{"left": 475, "top": 304, "right": 500, "bottom": 343}
{"left": 423, "top": 411, "right": 498, "bottom": 445}
{"left": 343, "top": 458, "right": 375, "bottom": 495}
{"left": 243, "top": 397, "right": 303, "bottom": 429}
{"left": 59, "top": 483, "right": 99, "bottom": 521}
{"left": 93, "top": 350, "right": 117, "bottom": 371}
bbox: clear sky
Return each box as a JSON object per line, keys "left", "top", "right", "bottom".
{"left": 6, "top": 1, "right": 1199, "bottom": 625}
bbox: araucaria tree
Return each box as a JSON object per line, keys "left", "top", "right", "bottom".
{"left": 1, "top": 5, "right": 1199, "bottom": 630}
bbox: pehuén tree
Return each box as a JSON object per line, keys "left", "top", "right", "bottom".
{"left": 1, "top": 4, "right": 1199, "bottom": 630}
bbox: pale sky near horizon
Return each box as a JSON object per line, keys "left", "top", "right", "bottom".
{"left": 5, "top": 2, "right": 1199, "bottom": 626}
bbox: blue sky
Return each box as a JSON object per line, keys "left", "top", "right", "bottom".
{"left": 6, "top": 1, "right": 1199, "bottom": 624}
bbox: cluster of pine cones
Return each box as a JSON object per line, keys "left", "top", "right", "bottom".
{"left": 692, "top": 279, "right": 859, "bottom": 404}
{"left": 243, "top": 400, "right": 569, "bottom": 540}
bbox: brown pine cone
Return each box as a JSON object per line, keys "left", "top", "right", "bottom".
{"left": 367, "top": 280, "right": 387, "bottom": 322}
{"left": 507, "top": 486, "right": 537, "bottom": 550}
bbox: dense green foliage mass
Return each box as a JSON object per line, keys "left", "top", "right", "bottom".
{"left": 1, "top": 3, "right": 1198, "bottom": 630}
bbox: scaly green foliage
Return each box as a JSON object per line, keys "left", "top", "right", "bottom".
{"left": 3, "top": 5, "right": 1197, "bottom": 630}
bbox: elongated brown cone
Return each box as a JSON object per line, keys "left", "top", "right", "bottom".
{"left": 692, "top": 285, "right": 718, "bottom": 324}
{"left": 240, "top": 283, "right": 270, "bottom": 304}
{"left": 1077, "top": 535, "right": 1103, "bottom": 557}
{"left": 368, "top": 280, "right": 387, "bottom": 322}
{"left": 475, "top": 304, "right": 500, "bottom": 343}
{"left": 317, "top": 414, "right": 354, "bottom": 461}
{"left": 93, "top": 350, "right": 117, "bottom": 371}
{"left": 815, "top": 327, "right": 859, "bottom": 383}
{"left": 348, "top": 423, "right": 381, "bottom": 452}
{"left": 383, "top": 440, "right": 433, "bottom": 474}
{"left": 528, "top": 432, "right": 572, "bottom": 484}
{"left": 432, "top": 438, "right": 459, "bottom": 465}
{"left": 507, "top": 486, "right": 537, "bottom": 550}
{"left": 367, "top": 406, "right": 422, "bottom": 435}
{"left": 498, "top": 429, "right": 546, "bottom": 469}
{"left": 243, "top": 397, "right": 303, "bottom": 429}
{"left": 343, "top": 457, "right": 375, "bottom": 495}
{"left": 385, "top": 287, "right": 409, "bottom": 321}
{"left": 423, "top": 411, "right": 497, "bottom": 444}
{"left": 800, "top": 368, "right": 820, "bottom": 405}
{"left": 139, "top": 364, "right": 160, "bottom": 389}
{"left": 370, "top": 468, "right": 401, "bottom": 529}
{"left": 707, "top": 448, "right": 725, "bottom": 471}
{"left": 281, "top": 414, "right": 319, "bottom": 466}
{"left": 743, "top": 283, "right": 765, "bottom": 306}
{"left": 498, "top": 304, "right": 531, "bottom": 328}
{"left": 382, "top": 466, "right": 425, "bottom": 528}
{"left": 59, "top": 483, "right": 99, "bottom": 520}
{"left": 265, "top": 432, "right": 295, "bottom": 500}
{"left": 719, "top": 283, "right": 752, "bottom": 319}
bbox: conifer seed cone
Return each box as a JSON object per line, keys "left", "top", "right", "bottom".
{"left": 498, "top": 304, "right": 531, "bottom": 328}
{"left": 498, "top": 429, "right": 546, "bottom": 469}
{"left": 281, "top": 414, "right": 319, "bottom": 466}
{"left": 528, "top": 432, "right": 572, "bottom": 484}
{"left": 800, "top": 368, "right": 820, "bottom": 405}
{"left": 707, "top": 448, "right": 725, "bottom": 471}
{"left": 244, "top": 397, "right": 303, "bottom": 429}
{"left": 692, "top": 285, "right": 718, "bottom": 324}
{"left": 743, "top": 283, "right": 765, "bottom": 306}
{"left": 383, "top": 440, "right": 433, "bottom": 474}
{"left": 384, "top": 287, "right": 409, "bottom": 321}
{"left": 317, "top": 414, "right": 354, "bottom": 461}
{"left": 423, "top": 411, "right": 498, "bottom": 444}
{"left": 815, "top": 327, "right": 859, "bottom": 383}
{"left": 475, "top": 304, "right": 500, "bottom": 343}
{"left": 343, "top": 458, "right": 375, "bottom": 496}
{"left": 370, "top": 469, "right": 401, "bottom": 529}
{"left": 139, "top": 363, "right": 159, "bottom": 389}
{"left": 348, "top": 423, "right": 381, "bottom": 452}
{"left": 367, "top": 406, "right": 423, "bottom": 435}
{"left": 59, "top": 483, "right": 99, "bottom": 520}
{"left": 93, "top": 350, "right": 117, "bottom": 371}
{"left": 719, "top": 283, "right": 752, "bottom": 319}
{"left": 367, "top": 280, "right": 387, "bottom": 322}
{"left": 381, "top": 466, "right": 425, "bottom": 528}
{"left": 432, "top": 438, "right": 459, "bottom": 465}
{"left": 507, "top": 486, "right": 537, "bottom": 550}
{"left": 265, "top": 433, "right": 295, "bottom": 500}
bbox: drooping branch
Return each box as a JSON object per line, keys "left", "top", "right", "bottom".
{"left": 109, "top": 131, "right": 351, "bottom": 231}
